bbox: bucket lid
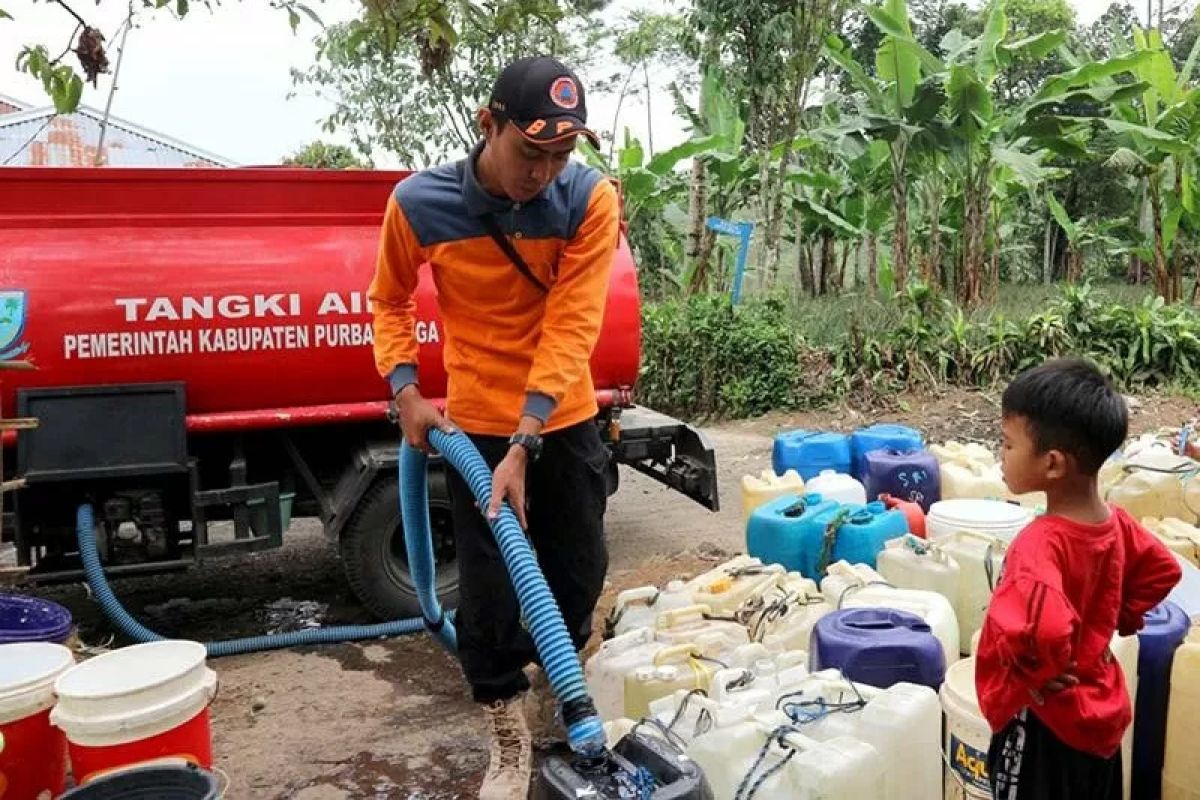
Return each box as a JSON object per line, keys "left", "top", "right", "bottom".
{"left": 52, "top": 640, "right": 216, "bottom": 743}
{"left": 58, "top": 763, "right": 220, "bottom": 799}
{"left": 0, "top": 642, "right": 75, "bottom": 723}
{"left": 928, "top": 499, "right": 1031, "bottom": 528}
{"left": 0, "top": 593, "right": 73, "bottom": 643}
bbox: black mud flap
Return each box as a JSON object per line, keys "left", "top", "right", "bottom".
{"left": 607, "top": 405, "right": 719, "bottom": 512}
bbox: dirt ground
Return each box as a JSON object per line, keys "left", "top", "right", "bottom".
{"left": 25, "top": 389, "right": 1199, "bottom": 798}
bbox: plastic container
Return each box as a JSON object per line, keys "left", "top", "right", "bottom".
{"left": 687, "top": 716, "right": 885, "bottom": 800}
{"left": 746, "top": 574, "right": 833, "bottom": 654}
{"left": 585, "top": 626, "right": 668, "bottom": 721}
{"left": 645, "top": 651, "right": 810, "bottom": 745}
{"left": 877, "top": 534, "right": 961, "bottom": 604}
{"left": 775, "top": 674, "right": 940, "bottom": 800}
{"left": 821, "top": 561, "right": 961, "bottom": 666}
{"left": 622, "top": 644, "right": 721, "bottom": 720}
{"left": 772, "top": 430, "right": 852, "bottom": 481}
{"left": 806, "top": 470, "right": 867, "bottom": 506}
{"left": 0, "top": 642, "right": 75, "bottom": 800}
{"left": 851, "top": 424, "right": 924, "bottom": 476}
{"left": 941, "top": 657, "right": 991, "bottom": 800}
{"left": 51, "top": 640, "right": 218, "bottom": 784}
{"left": 1112, "top": 632, "right": 1141, "bottom": 800}
{"left": 605, "top": 582, "right": 695, "bottom": 639}
{"left": 691, "top": 564, "right": 788, "bottom": 618}
{"left": 745, "top": 493, "right": 841, "bottom": 577}
{"left": 536, "top": 728, "right": 712, "bottom": 800}
{"left": 931, "top": 441, "right": 996, "bottom": 467}
{"left": 1144, "top": 517, "right": 1200, "bottom": 569}
{"left": 862, "top": 449, "right": 942, "bottom": 512}
{"left": 58, "top": 764, "right": 221, "bottom": 799}
{"left": 784, "top": 501, "right": 908, "bottom": 580}
{"left": 1164, "top": 623, "right": 1200, "bottom": 800}
{"left": 740, "top": 469, "right": 805, "bottom": 521}
{"left": 1134, "top": 602, "right": 1191, "bottom": 800}
{"left": 654, "top": 605, "right": 750, "bottom": 654}
{"left": 0, "top": 593, "right": 73, "bottom": 644}
{"left": 926, "top": 498, "right": 1033, "bottom": 543}
{"left": 1107, "top": 448, "right": 1200, "bottom": 524}
{"left": 880, "top": 494, "right": 926, "bottom": 538}
{"left": 810, "top": 607, "right": 946, "bottom": 690}
{"left": 939, "top": 530, "right": 1009, "bottom": 651}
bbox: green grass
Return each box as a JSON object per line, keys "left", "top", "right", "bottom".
{"left": 785, "top": 282, "right": 1154, "bottom": 345}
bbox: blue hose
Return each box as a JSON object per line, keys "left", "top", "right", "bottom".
{"left": 403, "top": 429, "right": 605, "bottom": 757}
{"left": 75, "top": 503, "right": 427, "bottom": 658}
{"left": 75, "top": 427, "right": 605, "bottom": 757}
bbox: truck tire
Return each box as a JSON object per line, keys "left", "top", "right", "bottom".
{"left": 339, "top": 470, "right": 459, "bottom": 620}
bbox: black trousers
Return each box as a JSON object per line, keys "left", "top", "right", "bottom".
{"left": 446, "top": 420, "right": 610, "bottom": 703}
{"left": 987, "top": 708, "right": 1122, "bottom": 800}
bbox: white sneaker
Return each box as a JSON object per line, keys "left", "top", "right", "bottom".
{"left": 479, "top": 694, "right": 532, "bottom": 800}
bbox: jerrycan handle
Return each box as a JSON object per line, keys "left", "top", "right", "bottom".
{"left": 657, "top": 604, "right": 712, "bottom": 630}
{"left": 653, "top": 643, "right": 703, "bottom": 666}
{"left": 615, "top": 586, "right": 661, "bottom": 608}
{"left": 946, "top": 528, "right": 1009, "bottom": 549}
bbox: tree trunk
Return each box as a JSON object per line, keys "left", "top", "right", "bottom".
{"left": 926, "top": 195, "right": 943, "bottom": 288}
{"left": 989, "top": 203, "right": 1001, "bottom": 302}
{"left": 892, "top": 176, "right": 909, "bottom": 292}
{"left": 1149, "top": 175, "right": 1174, "bottom": 301}
{"left": 819, "top": 233, "right": 834, "bottom": 296}
{"left": 643, "top": 62, "right": 654, "bottom": 155}
{"left": 959, "top": 158, "right": 989, "bottom": 307}
{"left": 763, "top": 108, "right": 800, "bottom": 284}
{"left": 867, "top": 233, "right": 879, "bottom": 293}
{"left": 837, "top": 242, "right": 850, "bottom": 290}
{"left": 685, "top": 158, "right": 709, "bottom": 294}
{"left": 1043, "top": 218, "right": 1054, "bottom": 284}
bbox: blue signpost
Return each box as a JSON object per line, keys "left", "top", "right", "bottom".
{"left": 706, "top": 216, "right": 755, "bottom": 305}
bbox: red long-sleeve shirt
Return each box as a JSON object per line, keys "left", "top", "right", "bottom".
{"left": 975, "top": 505, "right": 1182, "bottom": 758}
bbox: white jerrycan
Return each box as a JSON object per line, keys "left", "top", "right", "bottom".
{"left": 584, "top": 626, "right": 666, "bottom": 721}
{"left": 655, "top": 604, "right": 750, "bottom": 656}
{"left": 742, "top": 572, "right": 832, "bottom": 653}
{"left": 876, "top": 534, "right": 962, "bottom": 603}
{"left": 940, "top": 530, "right": 1009, "bottom": 653}
{"left": 606, "top": 580, "right": 695, "bottom": 638}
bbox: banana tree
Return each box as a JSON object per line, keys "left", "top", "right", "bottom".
{"left": 823, "top": 0, "right": 940, "bottom": 291}
{"left": 1090, "top": 27, "right": 1200, "bottom": 303}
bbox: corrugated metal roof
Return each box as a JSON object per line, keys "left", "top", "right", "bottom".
{"left": 0, "top": 94, "right": 29, "bottom": 116}
{"left": 0, "top": 104, "right": 236, "bottom": 167}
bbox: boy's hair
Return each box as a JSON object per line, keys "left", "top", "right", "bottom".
{"left": 1002, "top": 357, "right": 1128, "bottom": 475}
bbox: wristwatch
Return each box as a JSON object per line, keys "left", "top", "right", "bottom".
{"left": 509, "top": 432, "right": 543, "bottom": 461}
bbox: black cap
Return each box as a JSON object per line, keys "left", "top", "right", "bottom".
{"left": 488, "top": 56, "right": 600, "bottom": 149}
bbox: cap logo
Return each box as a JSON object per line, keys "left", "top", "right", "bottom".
{"left": 550, "top": 76, "right": 579, "bottom": 110}
{"left": 525, "top": 119, "right": 547, "bottom": 135}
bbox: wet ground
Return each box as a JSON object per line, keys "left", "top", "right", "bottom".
{"left": 20, "top": 389, "right": 1198, "bottom": 798}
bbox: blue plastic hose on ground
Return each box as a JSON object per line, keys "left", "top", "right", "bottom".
{"left": 75, "top": 503, "right": 427, "bottom": 658}
{"left": 75, "top": 427, "right": 605, "bottom": 757}
{"left": 402, "top": 429, "right": 606, "bottom": 757}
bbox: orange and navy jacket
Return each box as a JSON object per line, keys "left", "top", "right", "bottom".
{"left": 368, "top": 144, "right": 620, "bottom": 436}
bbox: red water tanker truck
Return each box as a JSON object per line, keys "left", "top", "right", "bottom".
{"left": 0, "top": 166, "right": 718, "bottom": 618}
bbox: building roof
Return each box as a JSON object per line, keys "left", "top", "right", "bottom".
{"left": 0, "top": 94, "right": 30, "bottom": 116}
{"left": 0, "top": 100, "right": 237, "bottom": 168}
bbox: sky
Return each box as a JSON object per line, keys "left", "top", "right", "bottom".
{"left": 0, "top": 0, "right": 1152, "bottom": 168}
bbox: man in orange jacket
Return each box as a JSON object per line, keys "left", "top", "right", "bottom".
{"left": 368, "top": 56, "right": 619, "bottom": 798}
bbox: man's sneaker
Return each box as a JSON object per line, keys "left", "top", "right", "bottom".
{"left": 524, "top": 664, "right": 566, "bottom": 747}
{"left": 479, "top": 695, "right": 532, "bottom": 800}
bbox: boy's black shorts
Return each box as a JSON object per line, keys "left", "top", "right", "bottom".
{"left": 987, "top": 707, "right": 1122, "bottom": 800}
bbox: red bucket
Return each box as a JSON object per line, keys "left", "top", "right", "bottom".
{"left": 0, "top": 642, "right": 75, "bottom": 799}
{"left": 51, "top": 640, "right": 217, "bottom": 785}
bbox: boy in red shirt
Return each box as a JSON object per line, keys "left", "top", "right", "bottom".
{"left": 976, "top": 358, "right": 1182, "bottom": 799}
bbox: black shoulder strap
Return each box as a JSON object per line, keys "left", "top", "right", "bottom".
{"left": 456, "top": 159, "right": 550, "bottom": 294}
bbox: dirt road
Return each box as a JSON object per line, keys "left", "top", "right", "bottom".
{"left": 32, "top": 390, "right": 1196, "bottom": 797}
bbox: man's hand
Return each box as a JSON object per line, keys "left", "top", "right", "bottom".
{"left": 487, "top": 446, "right": 529, "bottom": 529}
{"left": 395, "top": 384, "right": 455, "bottom": 452}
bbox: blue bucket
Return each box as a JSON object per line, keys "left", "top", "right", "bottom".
{"left": 0, "top": 593, "right": 73, "bottom": 644}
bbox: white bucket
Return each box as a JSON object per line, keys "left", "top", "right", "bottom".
{"left": 0, "top": 641, "right": 75, "bottom": 724}
{"left": 927, "top": 499, "right": 1033, "bottom": 543}
{"left": 941, "top": 657, "right": 992, "bottom": 800}
{"left": 51, "top": 639, "right": 217, "bottom": 749}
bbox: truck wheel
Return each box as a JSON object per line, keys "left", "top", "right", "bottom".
{"left": 339, "top": 470, "right": 459, "bottom": 620}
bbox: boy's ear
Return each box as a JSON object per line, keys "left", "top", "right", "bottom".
{"left": 1044, "top": 448, "right": 1070, "bottom": 481}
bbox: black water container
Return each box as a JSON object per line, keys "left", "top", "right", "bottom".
{"left": 59, "top": 764, "right": 220, "bottom": 799}
{"left": 535, "top": 730, "right": 713, "bottom": 799}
